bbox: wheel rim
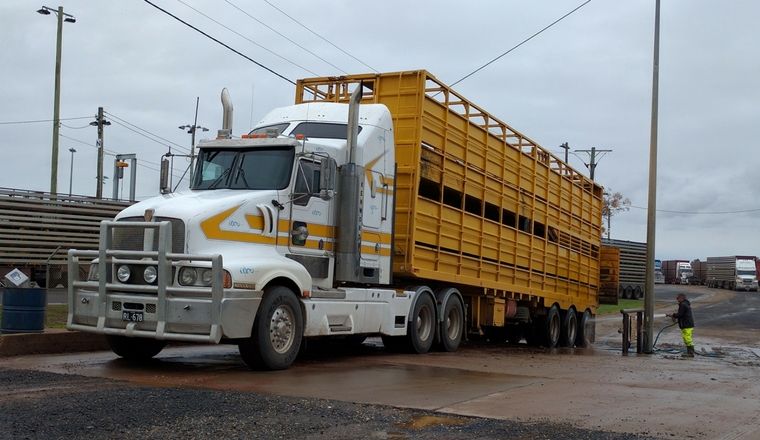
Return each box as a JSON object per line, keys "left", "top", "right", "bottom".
{"left": 269, "top": 304, "right": 295, "bottom": 354}
{"left": 445, "top": 303, "right": 461, "bottom": 341}
{"left": 416, "top": 304, "right": 433, "bottom": 342}
{"left": 549, "top": 313, "right": 560, "bottom": 345}
{"left": 567, "top": 312, "right": 577, "bottom": 344}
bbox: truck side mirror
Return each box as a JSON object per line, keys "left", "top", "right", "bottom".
{"left": 319, "top": 157, "right": 337, "bottom": 200}
{"left": 160, "top": 157, "right": 171, "bottom": 194}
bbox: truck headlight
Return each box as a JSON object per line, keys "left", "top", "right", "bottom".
{"left": 117, "top": 265, "right": 131, "bottom": 283}
{"left": 143, "top": 266, "right": 158, "bottom": 284}
{"left": 179, "top": 267, "right": 197, "bottom": 286}
{"left": 88, "top": 264, "right": 99, "bottom": 281}
{"left": 200, "top": 268, "right": 213, "bottom": 286}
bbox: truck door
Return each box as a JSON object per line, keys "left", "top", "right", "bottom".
{"left": 285, "top": 157, "right": 333, "bottom": 284}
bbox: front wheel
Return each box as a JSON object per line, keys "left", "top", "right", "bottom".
{"left": 107, "top": 335, "right": 166, "bottom": 360}
{"left": 238, "top": 285, "right": 303, "bottom": 370}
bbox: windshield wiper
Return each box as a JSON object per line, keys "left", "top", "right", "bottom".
{"left": 208, "top": 167, "right": 233, "bottom": 189}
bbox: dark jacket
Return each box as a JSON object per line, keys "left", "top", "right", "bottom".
{"left": 673, "top": 299, "right": 694, "bottom": 329}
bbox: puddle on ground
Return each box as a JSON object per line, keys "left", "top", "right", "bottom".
{"left": 398, "top": 414, "right": 469, "bottom": 430}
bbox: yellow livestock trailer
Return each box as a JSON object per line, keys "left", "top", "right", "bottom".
{"left": 296, "top": 70, "right": 603, "bottom": 347}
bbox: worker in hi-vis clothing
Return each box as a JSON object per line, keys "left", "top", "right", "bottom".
{"left": 667, "top": 293, "right": 695, "bottom": 357}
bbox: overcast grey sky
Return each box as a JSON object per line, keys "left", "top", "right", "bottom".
{"left": 1, "top": 0, "right": 758, "bottom": 260}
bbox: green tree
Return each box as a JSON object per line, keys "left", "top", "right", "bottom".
{"left": 602, "top": 190, "right": 631, "bottom": 239}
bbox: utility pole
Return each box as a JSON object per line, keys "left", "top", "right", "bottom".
{"left": 38, "top": 6, "right": 76, "bottom": 194}
{"left": 559, "top": 142, "right": 570, "bottom": 164}
{"left": 90, "top": 107, "right": 111, "bottom": 198}
{"left": 179, "top": 97, "right": 208, "bottom": 183}
{"left": 575, "top": 146, "right": 612, "bottom": 180}
{"left": 643, "top": 0, "right": 662, "bottom": 353}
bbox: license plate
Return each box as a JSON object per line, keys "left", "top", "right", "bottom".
{"left": 122, "top": 311, "right": 144, "bottom": 322}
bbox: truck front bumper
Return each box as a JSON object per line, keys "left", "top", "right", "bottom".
{"left": 66, "top": 220, "right": 262, "bottom": 343}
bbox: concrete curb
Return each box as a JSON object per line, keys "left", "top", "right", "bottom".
{"left": 0, "top": 329, "right": 109, "bottom": 357}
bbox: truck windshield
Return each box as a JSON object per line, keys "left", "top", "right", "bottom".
{"left": 737, "top": 270, "right": 756, "bottom": 276}
{"left": 192, "top": 147, "right": 295, "bottom": 190}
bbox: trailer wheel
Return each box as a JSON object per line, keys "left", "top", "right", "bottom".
{"left": 238, "top": 285, "right": 303, "bottom": 370}
{"left": 107, "top": 336, "right": 166, "bottom": 360}
{"left": 544, "top": 305, "right": 561, "bottom": 348}
{"left": 407, "top": 293, "right": 436, "bottom": 354}
{"left": 438, "top": 295, "right": 463, "bottom": 352}
{"left": 634, "top": 287, "right": 643, "bottom": 299}
{"left": 623, "top": 287, "right": 633, "bottom": 299}
{"left": 560, "top": 307, "right": 578, "bottom": 347}
{"left": 576, "top": 309, "right": 595, "bottom": 347}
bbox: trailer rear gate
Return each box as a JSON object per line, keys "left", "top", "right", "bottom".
{"left": 296, "top": 70, "right": 602, "bottom": 313}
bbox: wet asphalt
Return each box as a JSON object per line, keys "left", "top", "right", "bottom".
{"left": 0, "top": 368, "right": 653, "bottom": 440}
{"left": 655, "top": 284, "right": 760, "bottom": 331}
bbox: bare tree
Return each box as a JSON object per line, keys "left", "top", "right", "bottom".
{"left": 602, "top": 190, "right": 631, "bottom": 239}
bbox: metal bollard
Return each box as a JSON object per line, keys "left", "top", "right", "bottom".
{"left": 621, "top": 308, "right": 645, "bottom": 355}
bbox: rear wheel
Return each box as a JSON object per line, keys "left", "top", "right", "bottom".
{"left": 408, "top": 293, "right": 436, "bottom": 354}
{"left": 560, "top": 307, "right": 578, "bottom": 347}
{"left": 438, "top": 295, "right": 463, "bottom": 352}
{"left": 544, "top": 305, "right": 561, "bottom": 348}
{"left": 239, "top": 285, "right": 303, "bottom": 370}
{"left": 107, "top": 336, "right": 166, "bottom": 360}
{"left": 576, "top": 309, "right": 595, "bottom": 347}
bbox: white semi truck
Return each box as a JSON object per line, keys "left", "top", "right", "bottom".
{"left": 706, "top": 256, "right": 758, "bottom": 291}
{"left": 67, "top": 71, "right": 602, "bottom": 369}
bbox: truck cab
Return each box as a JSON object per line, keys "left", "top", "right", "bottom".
{"left": 67, "top": 90, "right": 436, "bottom": 370}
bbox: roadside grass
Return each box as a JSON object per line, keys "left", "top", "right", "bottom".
{"left": 45, "top": 304, "right": 69, "bottom": 328}
{"left": 597, "top": 299, "right": 643, "bottom": 315}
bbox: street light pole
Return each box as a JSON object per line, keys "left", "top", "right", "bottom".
{"left": 38, "top": 5, "right": 75, "bottom": 195}
{"left": 68, "top": 147, "right": 76, "bottom": 196}
{"left": 643, "top": 0, "right": 661, "bottom": 353}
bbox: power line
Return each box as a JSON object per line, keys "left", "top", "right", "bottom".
{"left": 221, "top": 0, "right": 348, "bottom": 74}
{"left": 105, "top": 111, "right": 188, "bottom": 152}
{"left": 60, "top": 122, "right": 91, "bottom": 129}
{"left": 260, "top": 0, "right": 377, "bottom": 73}
{"left": 58, "top": 132, "right": 182, "bottom": 178}
{"left": 630, "top": 205, "right": 760, "bottom": 215}
{"left": 143, "top": 0, "right": 296, "bottom": 85}
{"left": 0, "top": 116, "right": 90, "bottom": 125}
{"left": 449, "top": 0, "right": 592, "bottom": 89}
{"left": 108, "top": 118, "right": 190, "bottom": 154}
{"left": 173, "top": 0, "right": 320, "bottom": 76}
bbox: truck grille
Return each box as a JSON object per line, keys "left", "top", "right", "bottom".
{"left": 112, "top": 217, "right": 185, "bottom": 253}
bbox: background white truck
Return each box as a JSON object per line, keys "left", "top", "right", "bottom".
{"left": 706, "top": 256, "right": 758, "bottom": 291}
{"left": 67, "top": 71, "right": 602, "bottom": 369}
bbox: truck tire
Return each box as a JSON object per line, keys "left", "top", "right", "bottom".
{"left": 576, "top": 309, "right": 595, "bottom": 347}
{"left": 560, "top": 307, "right": 578, "bottom": 347}
{"left": 107, "top": 335, "right": 166, "bottom": 360}
{"left": 238, "top": 285, "right": 303, "bottom": 370}
{"left": 438, "top": 295, "right": 463, "bottom": 352}
{"left": 635, "top": 287, "right": 643, "bottom": 299}
{"left": 408, "top": 292, "right": 436, "bottom": 354}
{"left": 543, "top": 305, "right": 561, "bottom": 348}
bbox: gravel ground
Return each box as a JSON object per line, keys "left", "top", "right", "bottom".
{"left": 0, "top": 368, "right": 654, "bottom": 440}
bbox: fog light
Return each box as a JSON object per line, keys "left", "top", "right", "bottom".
{"left": 117, "top": 265, "right": 131, "bottom": 283}
{"left": 179, "top": 267, "right": 197, "bottom": 285}
{"left": 143, "top": 266, "right": 158, "bottom": 284}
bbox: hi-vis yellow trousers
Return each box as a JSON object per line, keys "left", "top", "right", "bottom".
{"left": 681, "top": 328, "right": 694, "bottom": 347}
